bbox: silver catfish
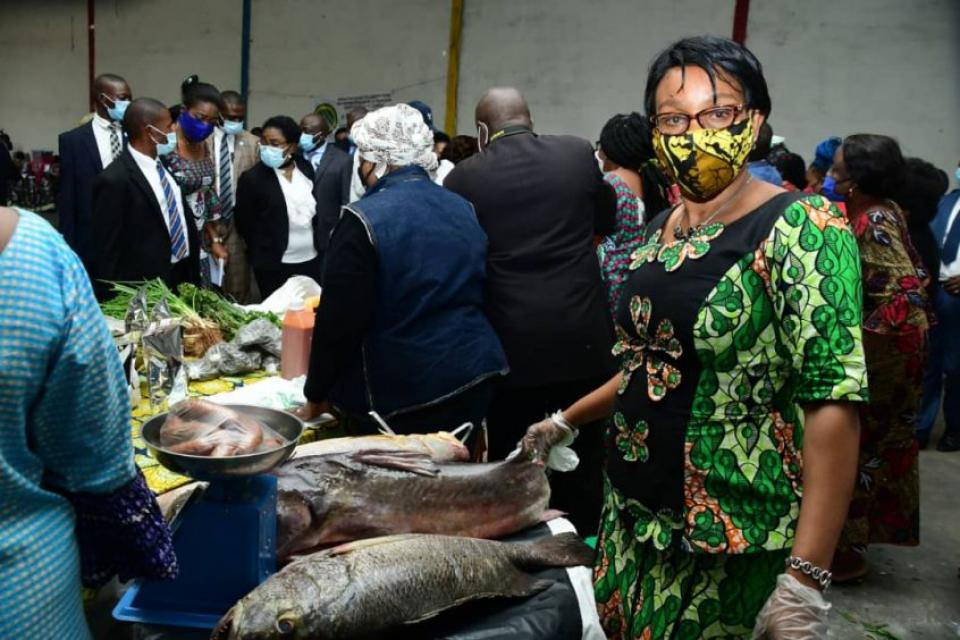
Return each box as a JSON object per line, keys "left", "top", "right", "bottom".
{"left": 275, "top": 452, "right": 554, "bottom": 560}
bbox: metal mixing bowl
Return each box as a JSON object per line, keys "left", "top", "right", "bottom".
{"left": 141, "top": 404, "right": 304, "bottom": 480}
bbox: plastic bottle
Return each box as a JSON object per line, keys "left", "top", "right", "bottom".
{"left": 281, "top": 299, "right": 315, "bottom": 380}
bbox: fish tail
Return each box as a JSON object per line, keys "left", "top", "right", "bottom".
{"left": 511, "top": 532, "right": 595, "bottom": 569}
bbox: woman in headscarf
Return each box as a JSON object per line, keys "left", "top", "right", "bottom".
{"left": 805, "top": 136, "right": 842, "bottom": 195}
{"left": 295, "top": 104, "right": 508, "bottom": 436}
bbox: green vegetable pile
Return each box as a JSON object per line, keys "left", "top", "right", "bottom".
{"left": 100, "top": 280, "right": 280, "bottom": 340}
{"left": 176, "top": 283, "right": 280, "bottom": 339}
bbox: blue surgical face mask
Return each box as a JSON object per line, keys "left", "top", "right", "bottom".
{"left": 821, "top": 175, "right": 846, "bottom": 202}
{"left": 955, "top": 167, "right": 960, "bottom": 183}
{"left": 222, "top": 119, "right": 244, "bottom": 136}
{"left": 260, "top": 145, "right": 288, "bottom": 169}
{"left": 102, "top": 94, "right": 130, "bottom": 122}
{"left": 299, "top": 132, "right": 319, "bottom": 153}
{"left": 179, "top": 111, "right": 215, "bottom": 143}
{"left": 149, "top": 125, "right": 177, "bottom": 157}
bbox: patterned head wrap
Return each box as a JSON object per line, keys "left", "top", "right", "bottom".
{"left": 351, "top": 104, "right": 438, "bottom": 177}
{"left": 812, "top": 136, "right": 842, "bottom": 174}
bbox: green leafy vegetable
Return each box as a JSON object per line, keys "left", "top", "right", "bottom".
{"left": 99, "top": 280, "right": 280, "bottom": 340}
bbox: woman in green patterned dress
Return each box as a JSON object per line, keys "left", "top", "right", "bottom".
{"left": 520, "top": 36, "right": 868, "bottom": 638}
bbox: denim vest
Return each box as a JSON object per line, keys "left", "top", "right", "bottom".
{"left": 331, "top": 166, "right": 508, "bottom": 418}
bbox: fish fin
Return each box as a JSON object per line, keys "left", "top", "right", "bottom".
{"left": 512, "top": 532, "right": 595, "bottom": 569}
{"left": 448, "top": 422, "right": 473, "bottom": 442}
{"left": 349, "top": 451, "right": 440, "bottom": 477}
{"left": 369, "top": 411, "right": 396, "bottom": 435}
{"left": 540, "top": 509, "right": 567, "bottom": 523}
{"left": 323, "top": 534, "right": 426, "bottom": 557}
{"left": 401, "top": 574, "right": 553, "bottom": 625}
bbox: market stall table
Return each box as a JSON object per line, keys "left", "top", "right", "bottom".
{"left": 89, "top": 388, "right": 604, "bottom": 639}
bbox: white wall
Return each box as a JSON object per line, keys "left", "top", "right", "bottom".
{"left": 747, "top": 0, "right": 960, "bottom": 179}
{"left": 0, "top": 0, "right": 88, "bottom": 152}
{"left": 456, "top": 0, "right": 735, "bottom": 141}
{"left": 95, "top": 0, "right": 242, "bottom": 109}
{"left": 247, "top": 0, "right": 450, "bottom": 131}
{"left": 0, "top": 0, "right": 957, "bottom": 179}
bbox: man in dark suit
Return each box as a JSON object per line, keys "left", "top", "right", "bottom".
{"left": 918, "top": 175, "right": 960, "bottom": 451}
{"left": 57, "top": 73, "right": 132, "bottom": 275}
{"left": 299, "top": 113, "right": 352, "bottom": 264}
{"left": 91, "top": 98, "right": 199, "bottom": 299}
{"left": 444, "top": 87, "right": 616, "bottom": 534}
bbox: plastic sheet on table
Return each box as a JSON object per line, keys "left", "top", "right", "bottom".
{"left": 185, "top": 343, "right": 262, "bottom": 380}
{"left": 235, "top": 318, "right": 282, "bottom": 358}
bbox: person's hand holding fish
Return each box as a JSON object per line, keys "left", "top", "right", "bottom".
{"left": 516, "top": 411, "right": 579, "bottom": 471}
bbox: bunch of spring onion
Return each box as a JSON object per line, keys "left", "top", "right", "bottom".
{"left": 99, "top": 280, "right": 280, "bottom": 341}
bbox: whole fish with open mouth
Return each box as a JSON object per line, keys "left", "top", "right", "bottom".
{"left": 291, "top": 430, "right": 469, "bottom": 462}
{"left": 275, "top": 452, "right": 554, "bottom": 560}
{"left": 211, "top": 532, "right": 594, "bottom": 640}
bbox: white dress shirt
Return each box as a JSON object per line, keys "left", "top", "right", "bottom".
{"left": 435, "top": 158, "right": 455, "bottom": 185}
{"left": 305, "top": 142, "right": 328, "bottom": 171}
{"left": 91, "top": 114, "right": 123, "bottom": 169}
{"left": 941, "top": 196, "right": 960, "bottom": 280}
{"left": 129, "top": 146, "right": 190, "bottom": 263}
{"left": 275, "top": 166, "right": 318, "bottom": 264}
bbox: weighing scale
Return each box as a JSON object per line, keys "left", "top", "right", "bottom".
{"left": 113, "top": 405, "right": 304, "bottom": 630}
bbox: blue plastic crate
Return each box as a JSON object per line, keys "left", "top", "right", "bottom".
{"left": 114, "top": 475, "right": 277, "bottom": 629}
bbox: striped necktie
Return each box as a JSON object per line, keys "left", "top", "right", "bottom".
{"left": 219, "top": 132, "right": 234, "bottom": 219}
{"left": 109, "top": 125, "right": 122, "bottom": 163}
{"left": 156, "top": 161, "right": 188, "bottom": 260}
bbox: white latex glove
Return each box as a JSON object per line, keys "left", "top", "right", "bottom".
{"left": 508, "top": 412, "right": 580, "bottom": 472}
{"left": 753, "top": 573, "right": 830, "bottom": 639}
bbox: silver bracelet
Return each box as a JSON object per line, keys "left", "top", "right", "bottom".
{"left": 785, "top": 556, "right": 832, "bottom": 591}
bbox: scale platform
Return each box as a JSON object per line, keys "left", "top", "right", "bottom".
{"left": 113, "top": 405, "right": 303, "bottom": 630}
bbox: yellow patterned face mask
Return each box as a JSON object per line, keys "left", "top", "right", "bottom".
{"left": 653, "top": 117, "right": 755, "bottom": 202}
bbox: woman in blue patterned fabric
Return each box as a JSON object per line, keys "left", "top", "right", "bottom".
{"left": 0, "top": 207, "right": 176, "bottom": 640}
{"left": 520, "top": 36, "right": 868, "bottom": 638}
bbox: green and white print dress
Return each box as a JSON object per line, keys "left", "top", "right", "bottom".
{"left": 594, "top": 192, "right": 869, "bottom": 639}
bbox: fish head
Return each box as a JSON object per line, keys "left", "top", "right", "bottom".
{"left": 212, "top": 592, "right": 313, "bottom": 640}
{"left": 275, "top": 492, "right": 314, "bottom": 559}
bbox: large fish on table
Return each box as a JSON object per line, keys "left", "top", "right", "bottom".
{"left": 291, "top": 431, "right": 469, "bottom": 462}
{"left": 212, "top": 532, "right": 594, "bottom": 640}
{"left": 275, "top": 452, "right": 553, "bottom": 560}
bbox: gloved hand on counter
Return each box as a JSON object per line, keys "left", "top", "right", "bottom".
{"left": 752, "top": 573, "right": 830, "bottom": 639}
{"left": 508, "top": 411, "right": 580, "bottom": 472}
